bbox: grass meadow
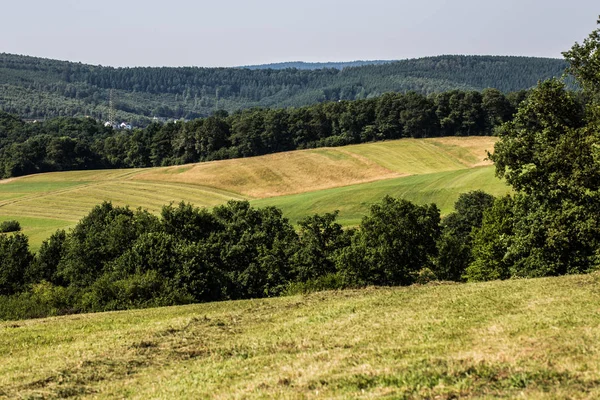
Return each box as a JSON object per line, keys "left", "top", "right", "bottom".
{"left": 1, "top": 273, "right": 599, "bottom": 398}
{"left": 0, "top": 136, "right": 507, "bottom": 249}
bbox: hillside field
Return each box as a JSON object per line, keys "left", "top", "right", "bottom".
{"left": 0, "top": 136, "right": 509, "bottom": 250}
{"left": 1, "top": 273, "right": 599, "bottom": 398}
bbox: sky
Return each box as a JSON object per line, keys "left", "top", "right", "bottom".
{"left": 0, "top": 0, "right": 598, "bottom": 68}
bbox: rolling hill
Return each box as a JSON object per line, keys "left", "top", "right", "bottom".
{"left": 1, "top": 273, "right": 599, "bottom": 398}
{"left": 0, "top": 136, "right": 508, "bottom": 250}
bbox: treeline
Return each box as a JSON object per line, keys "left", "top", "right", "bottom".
{"left": 0, "top": 88, "right": 526, "bottom": 178}
{"left": 0, "top": 53, "right": 566, "bottom": 122}
{"left": 0, "top": 191, "right": 495, "bottom": 320}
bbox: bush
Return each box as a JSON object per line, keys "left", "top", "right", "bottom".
{"left": 0, "top": 233, "right": 34, "bottom": 295}
{"left": 336, "top": 196, "right": 441, "bottom": 287}
{"left": 0, "top": 281, "right": 77, "bottom": 320}
{"left": 81, "top": 270, "right": 192, "bottom": 312}
{"left": 0, "top": 220, "right": 21, "bottom": 233}
{"left": 283, "top": 273, "right": 347, "bottom": 296}
{"left": 435, "top": 191, "right": 495, "bottom": 281}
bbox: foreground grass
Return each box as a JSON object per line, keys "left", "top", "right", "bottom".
{"left": 1, "top": 274, "right": 599, "bottom": 399}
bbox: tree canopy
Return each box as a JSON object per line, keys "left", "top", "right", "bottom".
{"left": 468, "top": 18, "right": 600, "bottom": 280}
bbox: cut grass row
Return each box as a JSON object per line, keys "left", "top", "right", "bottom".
{"left": 1, "top": 273, "right": 599, "bottom": 398}
{"left": 134, "top": 136, "right": 497, "bottom": 197}
{"left": 0, "top": 167, "right": 508, "bottom": 250}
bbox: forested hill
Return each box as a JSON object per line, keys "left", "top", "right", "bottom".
{"left": 0, "top": 53, "right": 567, "bottom": 124}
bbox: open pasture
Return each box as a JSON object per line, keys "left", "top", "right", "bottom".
{"left": 0, "top": 136, "right": 505, "bottom": 249}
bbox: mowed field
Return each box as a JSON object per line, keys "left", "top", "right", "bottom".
{"left": 0, "top": 136, "right": 508, "bottom": 249}
{"left": 1, "top": 274, "right": 600, "bottom": 398}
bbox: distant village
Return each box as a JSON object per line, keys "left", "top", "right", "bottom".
{"left": 104, "top": 121, "right": 132, "bottom": 130}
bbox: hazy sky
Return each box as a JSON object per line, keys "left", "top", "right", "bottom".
{"left": 1, "top": 0, "right": 598, "bottom": 67}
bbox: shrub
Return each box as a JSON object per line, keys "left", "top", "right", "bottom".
{"left": 336, "top": 196, "right": 441, "bottom": 287}
{"left": 0, "top": 220, "right": 21, "bottom": 233}
{"left": 283, "top": 273, "right": 347, "bottom": 296}
{"left": 0, "top": 233, "right": 34, "bottom": 296}
{"left": 435, "top": 191, "right": 495, "bottom": 281}
{"left": 81, "top": 270, "right": 192, "bottom": 312}
{"left": 0, "top": 281, "right": 77, "bottom": 320}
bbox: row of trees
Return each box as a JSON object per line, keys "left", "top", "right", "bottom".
{"left": 0, "top": 191, "right": 495, "bottom": 320}
{"left": 0, "top": 88, "right": 526, "bottom": 178}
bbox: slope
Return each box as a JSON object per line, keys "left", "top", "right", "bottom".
{"left": 1, "top": 273, "right": 599, "bottom": 398}
{"left": 0, "top": 136, "right": 506, "bottom": 249}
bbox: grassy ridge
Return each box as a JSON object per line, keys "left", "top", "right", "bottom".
{"left": 134, "top": 137, "right": 497, "bottom": 197}
{"left": 0, "top": 137, "right": 506, "bottom": 249}
{"left": 1, "top": 274, "right": 599, "bottom": 398}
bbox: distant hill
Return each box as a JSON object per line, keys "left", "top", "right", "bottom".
{"left": 0, "top": 53, "right": 567, "bottom": 124}
{"left": 241, "top": 60, "right": 395, "bottom": 70}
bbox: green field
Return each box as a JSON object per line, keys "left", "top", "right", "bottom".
{"left": 253, "top": 166, "right": 508, "bottom": 226}
{"left": 1, "top": 274, "right": 599, "bottom": 398}
{"left": 0, "top": 136, "right": 508, "bottom": 249}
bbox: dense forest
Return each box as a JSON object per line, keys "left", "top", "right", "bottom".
{"left": 0, "top": 88, "right": 527, "bottom": 179}
{"left": 0, "top": 53, "right": 566, "bottom": 124}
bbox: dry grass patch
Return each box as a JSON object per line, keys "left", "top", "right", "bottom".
{"left": 343, "top": 136, "right": 497, "bottom": 174}
{"left": 133, "top": 136, "right": 497, "bottom": 198}
{"left": 426, "top": 136, "right": 498, "bottom": 167}
{"left": 133, "top": 148, "right": 401, "bottom": 198}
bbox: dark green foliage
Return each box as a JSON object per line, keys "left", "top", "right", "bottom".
{"left": 0, "top": 220, "right": 21, "bottom": 233}
{"left": 337, "top": 196, "right": 440, "bottom": 286}
{"left": 0, "top": 281, "right": 76, "bottom": 320}
{"left": 505, "top": 198, "right": 600, "bottom": 277}
{"left": 0, "top": 53, "right": 566, "bottom": 123}
{"left": 29, "top": 229, "right": 66, "bottom": 285}
{"left": 563, "top": 18, "right": 600, "bottom": 98}
{"left": 0, "top": 194, "right": 453, "bottom": 320}
{"left": 57, "top": 203, "right": 160, "bottom": 287}
{"left": 292, "top": 211, "right": 351, "bottom": 281}
{"left": 435, "top": 191, "right": 495, "bottom": 281}
{"left": 491, "top": 80, "right": 588, "bottom": 197}
{"left": 0, "top": 233, "right": 34, "bottom": 295}
{"left": 465, "top": 196, "right": 516, "bottom": 282}
{"left": 469, "top": 19, "right": 600, "bottom": 281}
{"left": 160, "top": 201, "right": 220, "bottom": 242}
{"left": 472, "top": 80, "right": 600, "bottom": 279}
{"left": 81, "top": 270, "right": 191, "bottom": 312}
{"left": 210, "top": 201, "right": 299, "bottom": 298}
